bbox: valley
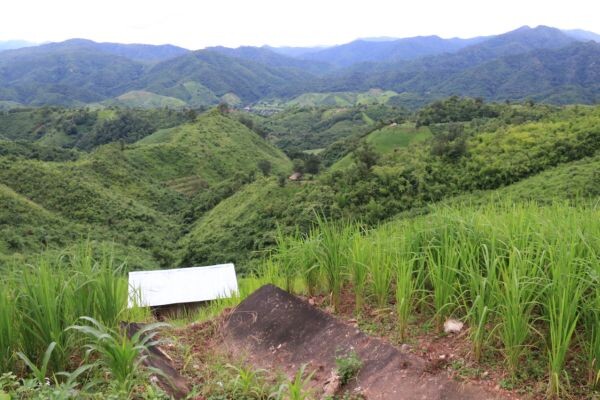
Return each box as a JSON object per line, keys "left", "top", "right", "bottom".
{"left": 0, "top": 20, "right": 599, "bottom": 400}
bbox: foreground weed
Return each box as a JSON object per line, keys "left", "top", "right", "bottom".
{"left": 462, "top": 243, "right": 498, "bottom": 362}
{"left": 425, "top": 230, "right": 460, "bottom": 331}
{"left": 273, "top": 364, "right": 316, "bottom": 400}
{"left": 69, "top": 317, "right": 168, "bottom": 395}
{"left": 335, "top": 350, "right": 363, "bottom": 386}
{"left": 368, "top": 235, "right": 394, "bottom": 309}
{"left": 0, "top": 285, "right": 17, "bottom": 372}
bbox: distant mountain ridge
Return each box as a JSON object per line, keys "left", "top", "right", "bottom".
{"left": 0, "top": 40, "right": 37, "bottom": 52}
{"left": 297, "top": 35, "right": 488, "bottom": 66}
{"left": 0, "top": 38, "right": 189, "bottom": 62}
{"left": 563, "top": 29, "right": 600, "bottom": 42}
{"left": 0, "top": 25, "right": 599, "bottom": 107}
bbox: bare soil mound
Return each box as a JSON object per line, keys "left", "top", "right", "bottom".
{"left": 224, "top": 284, "right": 505, "bottom": 400}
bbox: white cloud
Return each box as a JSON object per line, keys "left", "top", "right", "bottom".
{"left": 0, "top": 0, "right": 598, "bottom": 49}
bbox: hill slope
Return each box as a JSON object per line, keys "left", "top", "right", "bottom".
{"left": 131, "top": 110, "right": 292, "bottom": 185}
{"left": 138, "top": 49, "right": 317, "bottom": 104}
{"left": 0, "top": 110, "right": 292, "bottom": 265}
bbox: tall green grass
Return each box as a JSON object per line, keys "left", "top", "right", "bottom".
{"left": 313, "top": 216, "right": 353, "bottom": 312}
{"left": 267, "top": 200, "right": 600, "bottom": 397}
{"left": 0, "top": 283, "right": 18, "bottom": 372}
{"left": 0, "top": 242, "right": 130, "bottom": 373}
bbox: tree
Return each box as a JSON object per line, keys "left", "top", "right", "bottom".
{"left": 277, "top": 174, "right": 287, "bottom": 187}
{"left": 304, "top": 154, "right": 321, "bottom": 174}
{"left": 353, "top": 142, "right": 379, "bottom": 171}
{"left": 257, "top": 160, "right": 272, "bottom": 176}
{"left": 217, "top": 102, "right": 230, "bottom": 114}
{"left": 292, "top": 158, "right": 305, "bottom": 173}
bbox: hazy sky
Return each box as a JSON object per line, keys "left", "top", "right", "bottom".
{"left": 1, "top": 0, "right": 599, "bottom": 49}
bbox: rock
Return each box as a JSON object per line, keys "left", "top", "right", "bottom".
{"left": 443, "top": 319, "right": 464, "bottom": 334}
{"left": 321, "top": 370, "right": 341, "bottom": 399}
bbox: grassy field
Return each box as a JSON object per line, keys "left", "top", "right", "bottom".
{"left": 107, "top": 90, "right": 187, "bottom": 108}
{"left": 286, "top": 89, "right": 399, "bottom": 108}
{"left": 332, "top": 122, "right": 432, "bottom": 169}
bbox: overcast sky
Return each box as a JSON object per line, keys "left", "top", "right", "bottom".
{"left": 1, "top": 0, "right": 599, "bottom": 49}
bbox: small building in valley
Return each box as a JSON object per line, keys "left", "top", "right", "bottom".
{"left": 128, "top": 263, "right": 238, "bottom": 318}
{"left": 289, "top": 172, "right": 303, "bottom": 181}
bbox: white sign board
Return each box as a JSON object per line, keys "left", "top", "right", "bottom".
{"left": 128, "top": 263, "right": 238, "bottom": 308}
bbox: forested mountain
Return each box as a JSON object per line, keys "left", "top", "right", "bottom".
{"left": 320, "top": 27, "right": 600, "bottom": 105}
{"left": 298, "top": 35, "right": 486, "bottom": 66}
{"left": 0, "top": 109, "right": 292, "bottom": 266}
{"left": 434, "top": 42, "right": 600, "bottom": 103}
{"left": 0, "top": 47, "right": 143, "bottom": 105}
{"left": 208, "top": 46, "right": 333, "bottom": 75}
{"left": 136, "top": 49, "right": 318, "bottom": 104}
{"left": 0, "top": 39, "right": 189, "bottom": 62}
{"left": 0, "top": 26, "right": 599, "bottom": 107}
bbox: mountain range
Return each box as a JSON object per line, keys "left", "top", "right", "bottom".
{"left": 0, "top": 25, "right": 599, "bottom": 107}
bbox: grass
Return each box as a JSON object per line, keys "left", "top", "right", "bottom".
{"left": 266, "top": 200, "right": 600, "bottom": 398}
{"left": 332, "top": 122, "right": 432, "bottom": 170}
{"left": 0, "top": 243, "right": 135, "bottom": 373}
{"left": 70, "top": 317, "right": 168, "bottom": 395}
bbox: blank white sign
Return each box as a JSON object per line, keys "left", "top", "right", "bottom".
{"left": 128, "top": 263, "right": 238, "bottom": 307}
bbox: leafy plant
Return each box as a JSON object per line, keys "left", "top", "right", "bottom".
{"left": 335, "top": 350, "right": 363, "bottom": 386}
{"left": 69, "top": 317, "right": 168, "bottom": 394}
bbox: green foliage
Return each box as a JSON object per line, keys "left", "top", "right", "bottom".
{"left": 258, "top": 104, "right": 403, "bottom": 154}
{"left": 280, "top": 364, "right": 316, "bottom": 400}
{"left": 179, "top": 177, "right": 338, "bottom": 271}
{"left": 335, "top": 350, "right": 363, "bottom": 386}
{"left": 416, "top": 96, "right": 499, "bottom": 126}
{"left": 269, "top": 200, "right": 600, "bottom": 397}
{"left": 0, "top": 107, "right": 194, "bottom": 150}
{"left": 0, "top": 244, "right": 140, "bottom": 389}
{"left": 70, "top": 317, "right": 168, "bottom": 395}
{"left": 0, "top": 110, "right": 292, "bottom": 267}
{"left": 325, "top": 105, "right": 600, "bottom": 223}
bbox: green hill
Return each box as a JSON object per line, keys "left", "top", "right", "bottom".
{"left": 258, "top": 104, "right": 404, "bottom": 153}
{"left": 448, "top": 154, "right": 600, "bottom": 205}
{"left": 0, "top": 183, "right": 79, "bottom": 256}
{"left": 107, "top": 90, "right": 187, "bottom": 108}
{"left": 178, "top": 177, "right": 335, "bottom": 270}
{"left": 0, "top": 110, "right": 292, "bottom": 265}
{"left": 0, "top": 107, "right": 193, "bottom": 149}
{"left": 287, "top": 89, "right": 399, "bottom": 107}
{"left": 138, "top": 49, "right": 317, "bottom": 104}
{"left": 332, "top": 122, "right": 432, "bottom": 169}
{"left": 129, "top": 110, "right": 292, "bottom": 185}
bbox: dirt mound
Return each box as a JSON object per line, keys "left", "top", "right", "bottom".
{"left": 224, "top": 284, "right": 504, "bottom": 400}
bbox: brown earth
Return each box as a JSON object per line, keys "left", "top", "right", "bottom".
{"left": 223, "top": 284, "right": 508, "bottom": 400}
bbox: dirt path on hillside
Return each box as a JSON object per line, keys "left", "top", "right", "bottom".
{"left": 223, "top": 284, "right": 508, "bottom": 400}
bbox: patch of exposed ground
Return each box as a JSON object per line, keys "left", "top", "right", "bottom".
{"left": 221, "top": 285, "right": 510, "bottom": 399}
